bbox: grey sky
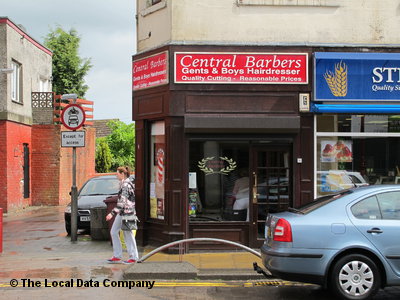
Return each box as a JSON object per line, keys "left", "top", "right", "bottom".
{"left": 2, "top": 0, "right": 136, "bottom": 123}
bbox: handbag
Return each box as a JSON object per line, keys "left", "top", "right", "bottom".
{"left": 121, "top": 213, "right": 139, "bottom": 231}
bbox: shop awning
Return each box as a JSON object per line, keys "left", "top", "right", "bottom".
{"left": 312, "top": 103, "right": 400, "bottom": 114}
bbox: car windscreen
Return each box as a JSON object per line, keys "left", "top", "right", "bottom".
{"left": 296, "top": 190, "right": 353, "bottom": 214}
{"left": 79, "top": 178, "right": 120, "bottom": 196}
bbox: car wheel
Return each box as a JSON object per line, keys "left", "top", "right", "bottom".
{"left": 330, "top": 254, "right": 380, "bottom": 300}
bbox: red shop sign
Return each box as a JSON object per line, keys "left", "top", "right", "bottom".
{"left": 174, "top": 52, "right": 308, "bottom": 84}
{"left": 133, "top": 51, "right": 169, "bottom": 91}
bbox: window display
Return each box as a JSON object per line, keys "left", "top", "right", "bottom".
{"left": 149, "top": 121, "right": 165, "bottom": 220}
{"left": 189, "top": 140, "right": 249, "bottom": 222}
{"left": 316, "top": 114, "right": 400, "bottom": 196}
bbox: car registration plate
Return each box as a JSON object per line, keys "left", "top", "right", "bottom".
{"left": 80, "top": 216, "right": 90, "bottom": 221}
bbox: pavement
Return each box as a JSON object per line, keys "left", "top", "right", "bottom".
{"left": 0, "top": 206, "right": 268, "bottom": 282}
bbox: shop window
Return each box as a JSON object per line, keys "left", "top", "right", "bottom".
{"left": 316, "top": 114, "right": 400, "bottom": 197}
{"left": 189, "top": 140, "right": 249, "bottom": 222}
{"left": 317, "top": 114, "right": 400, "bottom": 133}
{"left": 149, "top": 121, "right": 165, "bottom": 220}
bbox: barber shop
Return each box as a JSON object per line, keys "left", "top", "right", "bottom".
{"left": 133, "top": 46, "right": 315, "bottom": 250}
{"left": 313, "top": 52, "right": 400, "bottom": 197}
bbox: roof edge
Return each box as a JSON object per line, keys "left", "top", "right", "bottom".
{"left": 0, "top": 17, "right": 53, "bottom": 56}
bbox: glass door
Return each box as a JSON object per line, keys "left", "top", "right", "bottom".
{"left": 250, "top": 146, "right": 292, "bottom": 246}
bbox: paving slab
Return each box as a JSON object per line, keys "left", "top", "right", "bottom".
{"left": 123, "top": 261, "right": 198, "bottom": 280}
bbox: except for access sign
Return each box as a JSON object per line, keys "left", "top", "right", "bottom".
{"left": 61, "top": 131, "right": 85, "bottom": 147}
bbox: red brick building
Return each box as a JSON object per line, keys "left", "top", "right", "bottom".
{"left": 0, "top": 18, "right": 95, "bottom": 213}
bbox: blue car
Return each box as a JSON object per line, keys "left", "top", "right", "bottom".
{"left": 261, "top": 185, "right": 400, "bottom": 300}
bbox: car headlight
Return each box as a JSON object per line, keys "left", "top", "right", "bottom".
{"left": 65, "top": 206, "right": 71, "bottom": 214}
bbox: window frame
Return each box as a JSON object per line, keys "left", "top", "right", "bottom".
{"left": 314, "top": 115, "right": 400, "bottom": 197}
{"left": 11, "top": 60, "right": 22, "bottom": 103}
{"left": 351, "top": 195, "right": 382, "bottom": 220}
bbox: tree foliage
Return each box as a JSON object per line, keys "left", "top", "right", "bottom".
{"left": 44, "top": 26, "right": 92, "bottom": 98}
{"left": 95, "top": 138, "right": 112, "bottom": 173}
{"left": 95, "top": 120, "right": 135, "bottom": 172}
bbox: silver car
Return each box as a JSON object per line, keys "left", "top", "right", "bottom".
{"left": 261, "top": 185, "right": 400, "bottom": 300}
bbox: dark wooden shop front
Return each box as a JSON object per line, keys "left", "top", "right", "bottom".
{"left": 133, "top": 45, "right": 314, "bottom": 252}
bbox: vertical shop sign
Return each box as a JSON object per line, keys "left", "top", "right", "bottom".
{"left": 133, "top": 51, "right": 168, "bottom": 91}
{"left": 175, "top": 52, "right": 308, "bottom": 84}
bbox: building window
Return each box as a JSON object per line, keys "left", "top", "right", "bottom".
{"left": 39, "top": 78, "right": 49, "bottom": 92}
{"left": 11, "top": 60, "right": 22, "bottom": 103}
{"left": 189, "top": 140, "right": 249, "bottom": 222}
{"left": 316, "top": 114, "right": 400, "bottom": 197}
{"left": 149, "top": 121, "right": 165, "bottom": 220}
{"left": 141, "top": 0, "right": 166, "bottom": 16}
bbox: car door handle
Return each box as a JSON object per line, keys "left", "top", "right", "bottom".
{"left": 367, "top": 228, "right": 383, "bottom": 234}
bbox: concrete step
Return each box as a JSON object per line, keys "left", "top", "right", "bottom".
{"left": 197, "top": 268, "right": 268, "bottom": 280}
{"left": 123, "top": 261, "right": 198, "bottom": 280}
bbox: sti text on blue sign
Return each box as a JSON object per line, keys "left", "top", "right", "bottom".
{"left": 314, "top": 52, "right": 400, "bottom": 101}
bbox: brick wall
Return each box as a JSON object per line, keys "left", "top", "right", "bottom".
{"left": 31, "top": 125, "right": 61, "bottom": 206}
{"left": 0, "top": 123, "right": 95, "bottom": 212}
{"left": 0, "top": 121, "right": 7, "bottom": 211}
{"left": 32, "top": 107, "right": 54, "bottom": 125}
{"left": 0, "top": 121, "right": 32, "bottom": 212}
{"left": 58, "top": 126, "right": 96, "bottom": 205}
{"left": 31, "top": 125, "right": 96, "bottom": 206}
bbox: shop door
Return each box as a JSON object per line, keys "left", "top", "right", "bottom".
{"left": 250, "top": 146, "right": 292, "bottom": 247}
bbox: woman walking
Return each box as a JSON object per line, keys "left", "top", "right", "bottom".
{"left": 106, "top": 166, "right": 139, "bottom": 264}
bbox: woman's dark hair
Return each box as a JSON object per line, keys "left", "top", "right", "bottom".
{"left": 117, "top": 166, "right": 131, "bottom": 178}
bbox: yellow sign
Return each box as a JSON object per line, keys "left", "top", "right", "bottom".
{"left": 324, "top": 61, "right": 348, "bottom": 97}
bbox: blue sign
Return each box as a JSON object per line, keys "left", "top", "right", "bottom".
{"left": 314, "top": 52, "right": 400, "bottom": 101}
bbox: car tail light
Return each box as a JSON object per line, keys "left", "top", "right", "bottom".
{"left": 273, "top": 218, "right": 292, "bottom": 242}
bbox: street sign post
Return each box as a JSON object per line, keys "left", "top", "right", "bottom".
{"left": 60, "top": 94, "right": 85, "bottom": 243}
